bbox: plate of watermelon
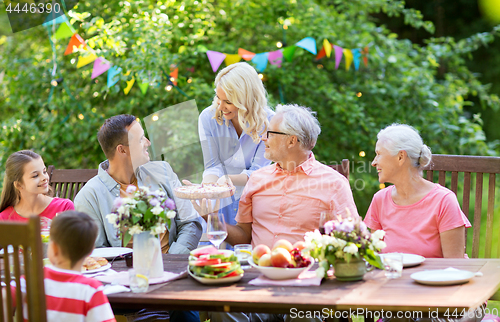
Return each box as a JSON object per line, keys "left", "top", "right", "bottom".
{"left": 188, "top": 246, "right": 244, "bottom": 285}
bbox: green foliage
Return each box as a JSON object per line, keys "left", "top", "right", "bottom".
{"left": 1, "top": 0, "right": 499, "bottom": 214}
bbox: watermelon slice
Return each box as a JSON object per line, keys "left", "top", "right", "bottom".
{"left": 190, "top": 245, "right": 221, "bottom": 257}
{"left": 189, "top": 258, "right": 222, "bottom": 267}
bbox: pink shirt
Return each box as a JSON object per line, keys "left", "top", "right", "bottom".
{"left": 236, "top": 153, "right": 359, "bottom": 248}
{"left": 0, "top": 198, "right": 74, "bottom": 222}
{"left": 364, "top": 184, "right": 471, "bottom": 258}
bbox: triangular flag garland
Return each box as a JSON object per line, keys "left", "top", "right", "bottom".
{"left": 323, "top": 39, "right": 332, "bottom": 58}
{"left": 43, "top": 14, "right": 68, "bottom": 26}
{"left": 238, "top": 48, "right": 255, "bottom": 61}
{"left": 54, "top": 22, "right": 75, "bottom": 40}
{"left": 51, "top": 21, "right": 373, "bottom": 97}
{"left": 224, "top": 54, "right": 241, "bottom": 66}
{"left": 76, "top": 52, "right": 97, "bottom": 69}
{"left": 64, "top": 34, "right": 86, "bottom": 55}
{"left": 91, "top": 57, "right": 111, "bottom": 79}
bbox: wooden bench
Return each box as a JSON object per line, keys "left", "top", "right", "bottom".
{"left": 47, "top": 165, "right": 97, "bottom": 201}
{"left": 423, "top": 154, "right": 500, "bottom": 258}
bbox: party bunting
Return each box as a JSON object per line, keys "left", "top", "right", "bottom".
{"left": 76, "top": 52, "right": 97, "bottom": 68}
{"left": 282, "top": 46, "right": 296, "bottom": 62}
{"left": 91, "top": 58, "right": 111, "bottom": 79}
{"left": 43, "top": 14, "right": 68, "bottom": 26}
{"left": 224, "top": 54, "right": 241, "bottom": 66}
{"left": 316, "top": 47, "right": 326, "bottom": 60}
{"left": 139, "top": 82, "right": 149, "bottom": 95}
{"left": 352, "top": 48, "right": 361, "bottom": 71}
{"left": 170, "top": 68, "right": 178, "bottom": 86}
{"left": 323, "top": 39, "right": 332, "bottom": 58}
{"left": 238, "top": 48, "right": 255, "bottom": 61}
{"left": 334, "top": 45, "right": 343, "bottom": 70}
{"left": 295, "top": 37, "right": 317, "bottom": 55}
{"left": 65, "top": 34, "right": 86, "bottom": 55}
{"left": 54, "top": 22, "right": 75, "bottom": 40}
{"left": 107, "top": 66, "right": 122, "bottom": 88}
{"left": 343, "top": 49, "right": 353, "bottom": 71}
{"left": 252, "top": 52, "right": 269, "bottom": 72}
{"left": 268, "top": 50, "right": 283, "bottom": 67}
{"left": 362, "top": 46, "right": 369, "bottom": 66}
{"left": 206, "top": 50, "right": 226, "bottom": 72}
{"left": 124, "top": 78, "right": 135, "bottom": 95}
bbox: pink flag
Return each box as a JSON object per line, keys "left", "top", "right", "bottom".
{"left": 91, "top": 57, "right": 111, "bottom": 79}
{"left": 334, "top": 45, "right": 343, "bottom": 70}
{"left": 268, "top": 50, "right": 283, "bottom": 67}
{"left": 206, "top": 50, "right": 226, "bottom": 73}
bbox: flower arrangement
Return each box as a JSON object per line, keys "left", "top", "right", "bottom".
{"left": 304, "top": 210, "right": 386, "bottom": 278}
{"left": 106, "top": 185, "right": 177, "bottom": 246}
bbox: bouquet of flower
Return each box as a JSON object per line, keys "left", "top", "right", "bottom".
{"left": 106, "top": 185, "right": 177, "bottom": 246}
{"left": 304, "top": 210, "right": 386, "bottom": 278}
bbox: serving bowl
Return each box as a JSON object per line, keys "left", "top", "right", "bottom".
{"left": 248, "top": 258, "right": 313, "bottom": 280}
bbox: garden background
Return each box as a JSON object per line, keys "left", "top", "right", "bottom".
{"left": 1, "top": 0, "right": 500, "bottom": 259}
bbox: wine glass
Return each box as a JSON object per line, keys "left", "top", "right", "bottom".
{"left": 207, "top": 213, "right": 227, "bottom": 249}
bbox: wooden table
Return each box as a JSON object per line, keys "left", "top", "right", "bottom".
{"left": 106, "top": 255, "right": 500, "bottom": 317}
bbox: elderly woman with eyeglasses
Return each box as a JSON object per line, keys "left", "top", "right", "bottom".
{"left": 196, "top": 62, "right": 274, "bottom": 225}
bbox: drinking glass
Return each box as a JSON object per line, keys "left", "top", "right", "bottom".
{"left": 40, "top": 217, "right": 52, "bottom": 258}
{"left": 234, "top": 244, "right": 252, "bottom": 269}
{"left": 207, "top": 213, "right": 227, "bottom": 249}
{"left": 383, "top": 253, "right": 403, "bottom": 279}
{"left": 319, "top": 212, "right": 333, "bottom": 234}
{"left": 129, "top": 268, "right": 150, "bottom": 293}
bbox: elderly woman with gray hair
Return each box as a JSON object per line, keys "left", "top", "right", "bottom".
{"left": 364, "top": 124, "right": 471, "bottom": 258}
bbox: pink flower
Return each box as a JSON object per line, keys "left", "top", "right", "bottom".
{"left": 162, "top": 198, "right": 176, "bottom": 210}
{"left": 126, "top": 185, "right": 137, "bottom": 194}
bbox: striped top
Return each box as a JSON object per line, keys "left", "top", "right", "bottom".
{"left": 21, "top": 266, "right": 116, "bottom": 322}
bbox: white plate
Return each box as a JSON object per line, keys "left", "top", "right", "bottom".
{"left": 188, "top": 266, "right": 243, "bottom": 285}
{"left": 90, "top": 247, "right": 132, "bottom": 260}
{"left": 82, "top": 263, "right": 112, "bottom": 274}
{"left": 248, "top": 258, "right": 313, "bottom": 280}
{"left": 380, "top": 253, "right": 425, "bottom": 268}
{"left": 410, "top": 269, "right": 475, "bottom": 285}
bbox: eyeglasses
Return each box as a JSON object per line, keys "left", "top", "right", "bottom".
{"left": 264, "top": 131, "right": 300, "bottom": 142}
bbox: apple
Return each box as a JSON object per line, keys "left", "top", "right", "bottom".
{"left": 252, "top": 244, "right": 271, "bottom": 263}
{"left": 258, "top": 253, "right": 272, "bottom": 267}
{"left": 293, "top": 241, "right": 306, "bottom": 251}
{"left": 271, "top": 248, "right": 292, "bottom": 268}
{"left": 272, "top": 239, "right": 293, "bottom": 252}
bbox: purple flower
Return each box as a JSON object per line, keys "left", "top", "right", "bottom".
{"left": 339, "top": 221, "right": 354, "bottom": 233}
{"left": 162, "top": 198, "right": 176, "bottom": 210}
{"left": 359, "top": 222, "right": 367, "bottom": 232}
{"left": 113, "top": 197, "right": 123, "bottom": 209}
{"left": 324, "top": 221, "right": 335, "bottom": 235}
{"left": 126, "top": 185, "right": 137, "bottom": 194}
{"left": 149, "top": 198, "right": 160, "bottom": 207}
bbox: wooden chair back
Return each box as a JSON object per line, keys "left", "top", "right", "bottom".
{"left": 47, "top": 165, "right": 97, "bottom": 201}
{"left": 422, "top": 154, "right": 500, "bottom": 258}
{"left": 0, "top": 217, "right": 47, "bottom": 322}
{"left": 328, "top": 159, "right": 350, "bottom": 180}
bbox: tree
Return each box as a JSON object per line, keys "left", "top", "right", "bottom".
{"left": 1, "top": 0, "right": 498, "bottom": 213}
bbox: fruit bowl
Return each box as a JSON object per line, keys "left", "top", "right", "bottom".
{"left": 248, "top": 257, "right": 314, "bottom": 280}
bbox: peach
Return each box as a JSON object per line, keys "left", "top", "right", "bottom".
{"left": 272, "top": 239, "right": 294, "bottom": 252}
{"left": 252, "top": 244, "right": 271, "bottom": 263}
{"left": 271, "top": 248, "right": 292, "bottom": 268}
{"left": 293, "top": 241, "right": 306, "bottom": 251}
{"left": 258, "top": 253, "right": 272, "bottom": 267}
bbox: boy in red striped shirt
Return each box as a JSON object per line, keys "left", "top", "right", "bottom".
{"left": 6, "top": 211, "right": 117, "bottom": 321}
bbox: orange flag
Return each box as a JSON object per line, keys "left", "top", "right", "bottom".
{"left": 238, "top": 48, "right": 256, "bottom": 61}
{"left": 170, "top": 68, "right": 178, "bottom": 86}
{"left": 64, "top": 34, "right": 86, "bottom": 55}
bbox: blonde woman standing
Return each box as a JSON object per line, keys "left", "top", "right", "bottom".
{"left": 198, "top": 62, "right": 274, "bottom": 225}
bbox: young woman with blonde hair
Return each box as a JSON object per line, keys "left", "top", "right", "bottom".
{"left": 0, "top": 150, "right": 74, "bottom": 222}
{"left": 197, "top": 62, "right": 274, "bottom": 225}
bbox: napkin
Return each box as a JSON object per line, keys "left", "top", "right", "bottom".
{"left": 103, "top": 284, "right": 130, "bottom": 295}
{"left": 249, "top": 271, "right": 322, "bottom": 286}
{"left": 85, "top": 269, "right": 118, "bottom": 278}
{"left": 444, "top": 267, "right": 482, "bottom": 277}
{"left": 96, "top": 270, "right": 187, "bottom": 286}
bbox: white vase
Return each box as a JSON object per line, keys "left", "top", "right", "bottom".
{"left": 133, "top": 231, "right": 164, "bottom": 278}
